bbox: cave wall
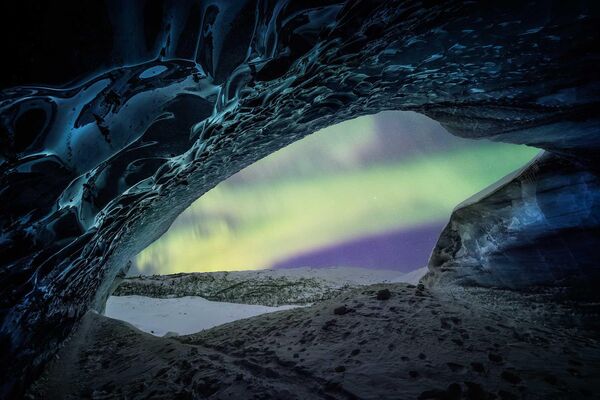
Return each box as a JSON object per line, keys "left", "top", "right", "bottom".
{"left": 0, "top": 0, "right": 598, "bottom": 397}
{"left": 428, "top": 152, "right": 600, "bottom": 291}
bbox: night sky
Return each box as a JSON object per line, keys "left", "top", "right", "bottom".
{"left": 133, "top": 111, "right": 538, "bottom": 275}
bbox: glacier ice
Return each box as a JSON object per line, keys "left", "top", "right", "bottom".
{"left": 0, "top": 0, "right": 599, "bottom": 396}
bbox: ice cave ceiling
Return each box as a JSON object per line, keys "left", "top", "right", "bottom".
{"left": 0, "top": 0, "right": 599, "bottom": 396}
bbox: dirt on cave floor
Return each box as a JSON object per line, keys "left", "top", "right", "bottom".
{"left": 28, "top": 283, "right": 600, "bottom": 400}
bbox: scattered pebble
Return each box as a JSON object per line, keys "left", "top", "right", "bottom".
{"left": 334, "top": 306, "right": 352, "bottom": 315}
{"left": 376, "top": 289, "right": 391, "bottom": 300}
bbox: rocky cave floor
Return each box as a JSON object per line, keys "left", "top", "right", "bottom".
{"left": 28, "top": 283, "right": 600, "bottom": 400}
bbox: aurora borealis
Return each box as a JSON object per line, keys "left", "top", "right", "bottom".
{"left": 133, "top": 111, "right": 538, "bottom": 275}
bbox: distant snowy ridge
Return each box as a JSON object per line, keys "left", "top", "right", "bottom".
{"left": 105, "top": 296, "right": 301, "bottom": 336}
{"left": 113, "top": 267, "right": 428, "bottom": 306}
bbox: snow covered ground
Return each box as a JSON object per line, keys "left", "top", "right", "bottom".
{"left": 38, "top": 281, "right": 599, "bottom": 400}
{"left": 106, "top": 266, "right": 428, "bottom": 336}
{"left": 105, "top": 296, "right": 301, "bottom": 336}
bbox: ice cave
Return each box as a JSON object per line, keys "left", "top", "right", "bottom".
{"left": 0, "top": 1, "right": 599, "bottom": 399}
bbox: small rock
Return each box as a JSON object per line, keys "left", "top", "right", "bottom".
{"left": 498, "top": 390, "right": 518, "bottom": 400}
{"left": 465, "top": 382, "right": 489, "bottom": 399}
{"left": 470, "top": 362, "right": 485, "bottom": 373}
{"left": 322, "top": 319, "right": 337, "bottom": 330}
{"left": 446, "top": 362, "right": 464, "bottom": 372}
{"left": 334, "top": 306, "right": 352, "bottom": 315}
{"left": 323, "top": 380, "right": 341, "bottom": 391}
{"left": 418, "top": 385, "right": 461, "bottom": 400}
{"left": 501, "top": 370, "right": 522, "bottom": 384}
{"left": 376, "top": 289, "right": 391, "bottom": 300}
{"left": 418, "top": 389, "right": 448, "bottom": 400}
{"left": 447, "top": 383, "right": 462, "bottom": 398}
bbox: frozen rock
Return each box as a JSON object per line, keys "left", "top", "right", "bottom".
{"left": 427, "top": 152, "right": 600, "bottom": 293}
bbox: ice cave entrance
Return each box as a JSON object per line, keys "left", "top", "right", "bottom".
{"left": 105, "top": 111, "right": 539, "bottom": 336}
{"left": 132, "top": 111, "right": 539, "bottom": 276}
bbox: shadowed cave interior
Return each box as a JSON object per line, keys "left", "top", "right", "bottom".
{"left": 1, "top": 1, "right": 599, "bottom": 399}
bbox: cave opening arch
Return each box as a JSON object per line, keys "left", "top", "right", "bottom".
{"left": 130, "top": 110, "right": 539, "bottom": 279}
{"left": 0, "top": 0, "right": 598, "bottom": 397}
{"left": 103, "top": 109, "right": 541, "bottom": 338}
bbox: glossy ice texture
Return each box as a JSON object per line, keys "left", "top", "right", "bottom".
{"left": 0, "top": 1, "right": 598, "bottom": 396}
